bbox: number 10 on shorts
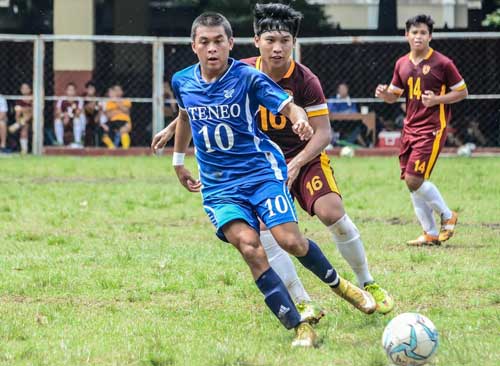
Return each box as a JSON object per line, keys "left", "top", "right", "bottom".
{"left": 265, "top": 195, "right": 289, "bottom": 217}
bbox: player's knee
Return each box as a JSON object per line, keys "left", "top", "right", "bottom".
{"left": 277, "top": 233, "right": 308, "bottom": 257}
{"left": 314, "top": 193, "right": 345, "bottom": 226}
{"left": 236, "top": 235, "right": 262, "bottom": 260}
{"left": 405, "top": 176, "right": 423, "bottom": 192}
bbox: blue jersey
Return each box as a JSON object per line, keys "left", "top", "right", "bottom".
{"left": 172, "top": 58, "right": 292, "bottom": 197}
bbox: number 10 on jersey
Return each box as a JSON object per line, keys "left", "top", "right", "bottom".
{"left": 199, "top": 123, "right": 235, "bottom": 152}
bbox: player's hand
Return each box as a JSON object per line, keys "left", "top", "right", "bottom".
{"left": 151, "top": 127, "right": 175, "bottom": 153}
{"left": 174, "top": 165, "right": 201, "bottom": 192}
{"left": 422, "top": 90, "right": 437, "bottom": 107}
{"left": 286, "top": 158, "right": 302, "bottom": 189}
{"left": 292, "top": 119, "right": 314, "bottom": 141}
{"left": 375, "top": 84, "right": 389, "bottom": 99}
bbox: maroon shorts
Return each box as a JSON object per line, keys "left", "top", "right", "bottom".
{"left": 399, "top": 128, "right": 447, "bottom": 180}
{"left": 290, "top": 152, "right": 341, "bottom": 216}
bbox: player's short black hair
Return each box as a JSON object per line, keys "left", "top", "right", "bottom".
{"left": 66, "top": 82, "right": 76, "bottom": 88}
{"left": 191, "top": 12, "right": 233, "bottom": 40}
{"left": 253, "top": 3, "right": 303, "bottom": 38}
{"left": 405, "top": 14, "right": 434, "bottom": 34}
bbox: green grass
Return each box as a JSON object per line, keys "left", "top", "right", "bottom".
{"left": 0, "top": 155, "right": 499, "bottom": 366}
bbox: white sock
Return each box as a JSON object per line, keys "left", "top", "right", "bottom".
{"left": 410, "top": 191, "right": 438, "bottom": 236}
{"left": 20, "top": 138, "right": 28, "bottom": 154}
{"left": 328, "top": 214, "right": 373, "bottom": 287}
{"left": 414, "top": 181, "right": 452, "bottom": 221}
{"left": 55, "top": 119, "right": 64, "bottom": 144}
{"left": 73, "top": 116, "right": 85, "bottom": 144}
{"left": 260, "top": 230, "right": 311, "bottom": 303}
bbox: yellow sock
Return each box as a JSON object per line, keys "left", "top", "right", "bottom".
{"left": 102, "top": 134, "right": 115, "bottom": 149}
{"left": 121, "top": 133, "right": 131, "bottom": 149}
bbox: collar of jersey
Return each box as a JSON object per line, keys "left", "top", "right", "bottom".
{"left": 194, "top": 58, "right": 236, "bottom": 87}
{"left": 256, "top": 56, "right": 295, "bottom": 79}
{"left": 408, "top": 47, "right": 434, "bottom": 64}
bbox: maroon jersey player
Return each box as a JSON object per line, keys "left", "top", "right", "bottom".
{"left": 376, "top": 14, "right": 467, "bottom": 246}
{"left": 241, "top": 3, "right": 393, "bottom": 318}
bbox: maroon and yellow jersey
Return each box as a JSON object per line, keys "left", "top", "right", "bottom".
{"left": 389, "top": 48, "right": 466, "bottom": 135}
{"left": 56, "top": 99, "right": 83, "bottom": 117}
{"left": 241, "top": 56, "right": 329, "bottom": 159}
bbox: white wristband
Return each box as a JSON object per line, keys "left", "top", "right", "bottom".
{"left": 172, "top": 152, "right": 185, "bottom": 166}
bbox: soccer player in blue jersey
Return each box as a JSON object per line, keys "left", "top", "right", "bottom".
{"left": 157, "top": 12, "right": 376, "bottom": 347}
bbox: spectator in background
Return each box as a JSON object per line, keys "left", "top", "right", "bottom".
{"left": 328, "top": 82, "right": 367, "bottom": 146}
{"left": 82, "top": 80, "right": 103, "bottom": 147}
{"left": 54, "top": 82, "right": 84, "bottom": 147}
{"left": 0, "top": 94, "right": 8, "bottom": 152}
{"left": 448, "top": 116, "right": 487, "bottom": 147}
{"left": 163, "top": 80, "right": 178, "bottom": 146}
{"left": 102, "top": 84, "right": 132, "bottom": 149}
{"left": 10, "top": 82, "right": 33, "bottom": 154}
{"left": 328, "top": 82, "right": 358, "bottom": 114}
{"left": 394, "top": 102, "right": 406, "bottom": 130}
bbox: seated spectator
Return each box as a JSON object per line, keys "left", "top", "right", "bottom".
{"left": 394, "top": 103, "right": 406, "bottom": 130}
{"left": 449, "top": 117, "right": 487, "bottom": 147}
{"left": 0, "top": 94, "right": 8, "bottom": 152}
{"left": 102, "top": 84, "right": 132, "bottom": 149}
{"left": 54, "top": 82, "right": 84, "bottom": 147}
{"left": 328, "top": 82, "right": 358, "bottom": 114}
{"left": 82, "top": 81, "right": 103, "bottom": 147}
{"left": 328, "top": 82, "right": 367, "bottom": 146}
{"left": 163, "top": 80, "right": 178, "bottom": 146}
{"left": 9, "top": 82, "right": 33, "bottom": 154}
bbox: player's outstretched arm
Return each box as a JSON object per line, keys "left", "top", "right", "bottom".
{"left": 173, "top": 110, "right": 201, "bottom": 192}
{"left": 280, "top": 102, "right": 314, "bottom": 141}
{"left": 286, "top": 114, "right": 331, "bottom": 188}
{"left": 151, "top": 118, "right": 178, "bottom": 153}
{"left": 375, "top": 84, "right": 399, "bottom": 104}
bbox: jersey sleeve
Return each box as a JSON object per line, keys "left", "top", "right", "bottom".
{"left": 302, "top": 75, "right": 328, "bottom": 118}
{"left": 389, "top": 59, "right": 404, "bottom": 96}
{"left": 171, "top": 74, "right": 185, "bottom": 111}
{"left": 250, "top": 70, "right": 292, "bottom": 115}
{"left": 445, "top": 59, "right": 466, "bottom": 91}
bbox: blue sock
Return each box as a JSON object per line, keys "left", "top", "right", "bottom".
{"left": 255, "top": 267, "right": 301, "bottom": 330}
{"left": 296, "top": 239, "right": 339, "bottom": 287}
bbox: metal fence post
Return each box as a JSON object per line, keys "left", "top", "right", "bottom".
{"left": 152, "top": 39, "right": 164, "bottom": 137}
{"left": 294, "top": 39, "right": 301, "bottom": 63}
{"left": 32, "top": 36, "right": 45, "bottom": 155}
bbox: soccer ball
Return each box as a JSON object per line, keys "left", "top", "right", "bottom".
{"left": 382, "top": 313, "right": 439, "bottom": 366}
{"left": 340, "top": 146, "right": 355, "bottom": 158}
{"left": 456, "top": 144, "right": 472, "bottom": 157}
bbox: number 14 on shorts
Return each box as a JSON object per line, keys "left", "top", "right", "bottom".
{"left": 414, "top": 159, "right": 426, "bottom": 174}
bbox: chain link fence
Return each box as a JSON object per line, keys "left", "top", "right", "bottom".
{"left": 300, "top": 33, "right": 500, "bottom": 148}
{"left": 0, "top": 33, "right": 498, "bottom": 154}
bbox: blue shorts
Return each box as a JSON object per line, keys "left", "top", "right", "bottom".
{"left": 203, "top": 179, "right": 298, "bottom": 242}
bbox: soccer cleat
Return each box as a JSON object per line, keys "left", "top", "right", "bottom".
{"left": 439, "top": 211, "right": 458, "bottom": 242}
{"left": 364, "top": 282, "right": 394, "bottom": 315}
{"left": 292, "top": 322, "right": 318, "bottom": 348}
{"left": 407, "top": 233, "right": 441, "bottom": 246}
{"left": 296, "top": 301, "right": 325, "bottom": 325}
{"left": 331, "top": 276, "right": 376, "bottom": 314}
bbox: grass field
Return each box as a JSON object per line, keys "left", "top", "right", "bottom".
{"left": 0, "top": 155, "right": 499, "bottom": 366}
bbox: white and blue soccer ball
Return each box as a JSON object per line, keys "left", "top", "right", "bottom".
{"left": 382, "top": 313, "right": 439, "bottom": 366}
{"left": 340, "top": 146, "right": 355, "bottom": 158}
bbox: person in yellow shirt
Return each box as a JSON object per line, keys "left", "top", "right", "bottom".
{"left": 103, "top": 84, "right": 132, "bottom": 149}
